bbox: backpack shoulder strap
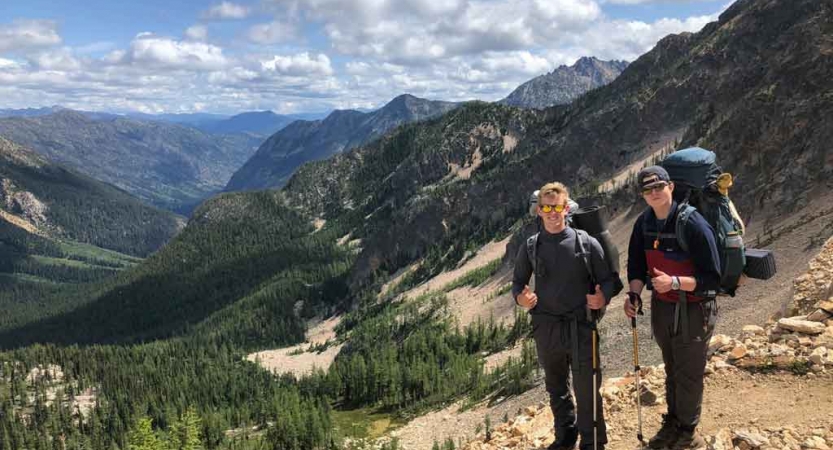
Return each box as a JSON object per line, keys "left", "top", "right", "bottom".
{"left": 675, "top": 203, "right": 697, "bottom": 253}
{"left": 526, "top": 233, "right": 539, "bottom": 273}
{"left": 574, "top": 229, "right": 596, "bottom": 285}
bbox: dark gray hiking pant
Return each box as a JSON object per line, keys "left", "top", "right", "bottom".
{"left": 651, "top": 297, "right": 717, "bottom": 429}
{"left": 532, "top": 316, "right": 607, "bottom": 448}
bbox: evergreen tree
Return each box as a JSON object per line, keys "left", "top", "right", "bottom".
{"left": 126, "top": 417, "right": 164, "bottom": 450}
{"left": 169, "top": 408, "right": 203, "bottom": 450}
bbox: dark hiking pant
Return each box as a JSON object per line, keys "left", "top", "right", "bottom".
{"left": 651, "top": 297, "right": 717, "bottom": 429}
{"left": 533, "top": 316, "right": 607, "bottom": 448}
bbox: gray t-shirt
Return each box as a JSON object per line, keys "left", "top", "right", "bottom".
{"left": 512, "top": 227, "right": 614, "bottom": 318}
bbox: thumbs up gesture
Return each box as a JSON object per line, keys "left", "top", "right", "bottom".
{"left": 586, "top": 284, "right": 605, "bottom": 310}
{"left": 516, "top": 285, "right": 538, "bottom": 309}
{"left": 651, "top": 268, "right": 674, "bottom": 294}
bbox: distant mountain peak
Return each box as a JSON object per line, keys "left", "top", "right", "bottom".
{"left": 500, "top": 57, "right": 629, "bottom": 109}
{"left": 224, "top": 93, "right": 458, "bottom": 192}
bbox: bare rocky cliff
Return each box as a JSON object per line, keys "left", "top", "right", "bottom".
{"left": 501, "top": 57, "right": 628, "bottom": 109}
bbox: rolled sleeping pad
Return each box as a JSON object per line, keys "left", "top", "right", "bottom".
{"left": 744, "top": 248, "right": 777, "bottom": 280}
{"left": 572, "top": 205, "right": 621, "bottom": 274}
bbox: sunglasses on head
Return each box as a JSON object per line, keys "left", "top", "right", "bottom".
{"left": 641, "top": 182, "right": 669, "bottom": 196}
{"left": 540, "top": 203, "right": 567, "bottom": 213}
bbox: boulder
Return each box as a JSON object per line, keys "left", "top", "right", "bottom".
{"left": 810, "top": 347, "right": 828, "bottom": 365}
{"left": 807, "top": 301, "right": 833, "bottom": 322}
{"left": 778, "top": 317, "right": 826, "bottom": 335}
{"left": 742, "top": 325, "right": 766, "bottom": 336}
{"left": 769, "top": 343, "right": 789, "bottom": 357}
{"left": 729, "top": 344, "right": 748, "bottom": 360}
{"left": 709, "top": 334, "right": 733, "bottom": 355}
{"left": 733, "top": 430, "right": 770, "bottom": 449}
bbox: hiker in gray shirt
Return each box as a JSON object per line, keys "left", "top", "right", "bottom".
{"left": 512, "top": 182, "right": 616, "bottom": 450}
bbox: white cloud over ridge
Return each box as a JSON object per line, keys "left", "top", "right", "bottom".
{"left": 0, "top": 20, "right": 62, "bottom": 53}
{"left": 201, "top": 2, "right": 251, "bottom": 20}
{"left": 261, "top": 52, "right": 333, "bottom": 76}
{"left": 247, "top": 21, "right": 296, "bottom": 44}
{"left": 0, "top": 0, "right": 727, "bottom": 114}
{"left": 185, "top": 25, "right": 209, "bottom": 41}
{"left": 115, "top": 34, "right": 228, "bottom": 70}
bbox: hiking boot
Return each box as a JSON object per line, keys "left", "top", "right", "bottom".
{"left": 647, "top": 414, "right": 678, "bottom": 449}
{"left": 670, "top": 428, "right": 706, "bottom": 450}
{"left": 548, "top": 428, "right": 578, "bottom": 450}
{"left": 548, "top": 442, "right": 578, "bottom": 450}
{"left": 579, "top": 443, "right": 604, "bottom": 450}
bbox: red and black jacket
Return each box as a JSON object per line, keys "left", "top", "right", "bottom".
{"left": 626, "top": 201, "right": 721, "bottom": 302}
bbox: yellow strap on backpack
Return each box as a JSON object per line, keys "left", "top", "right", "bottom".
{"left": 716, "top": 173, "right": 733, "bottom": 195}
{"left": 717, "top": 173, "right": 746, "bottom": 235}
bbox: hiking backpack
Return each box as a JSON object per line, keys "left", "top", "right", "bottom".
{"left": 661, "top": 147, "right": 746, "bottom": 296}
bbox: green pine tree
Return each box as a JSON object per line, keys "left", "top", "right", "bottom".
{"left": 126, "top": 417, "right": 164, "bottom": 450}
{"left": 169, "top": 408, "right": 202, "bottom": 450}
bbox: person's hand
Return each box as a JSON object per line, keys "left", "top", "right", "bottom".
{"left": 516, "top": 285, "right": 538, "bottom": 309}
{"left": 586, "top": 284, "right": 605, "bottom": 310}
{"left": 624, "top": 292, "right": 642, "bottom": 318}
{"left": 651, "top": 268, "right": 673, "bottom": 294}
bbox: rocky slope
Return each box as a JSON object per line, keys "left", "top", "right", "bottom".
{"left": 0, "top": 136, "right": 183, "bottom": 257}
{"left": 500, "top": 57, "right": 628, "bottom": 109}
{"left": 283, "top": 0, "right": 833, "bottom": 295}
{"left": 224, "top": 94, "right": 458, "bottom": 191}
{"left": 0, "top": 110, "right": 261, "bottom": 212}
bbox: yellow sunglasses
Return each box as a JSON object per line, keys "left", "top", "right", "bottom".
{"left": 540, "top": 204, "right": 567, "bottom": 213}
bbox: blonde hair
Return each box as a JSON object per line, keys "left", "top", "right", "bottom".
{"left": 538, "top": 182, "right": 570, "bottom": 204}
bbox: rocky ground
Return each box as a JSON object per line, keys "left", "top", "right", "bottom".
{"left": 460, "top": 303, "right": 833, "bottom": 450}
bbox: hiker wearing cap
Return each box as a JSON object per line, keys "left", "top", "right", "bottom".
{"left": 624, "top": 166, "right": 721, "bottom": 450}
{"left": 513, "top": 182, "right": 616, "bottom": 450}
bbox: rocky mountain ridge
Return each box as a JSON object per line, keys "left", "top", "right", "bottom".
{"left": 224, "top": 94, "right": 459, "bottom": 191}
{"left": 500, "top": 57, "right": 629, "bottom": 109}
{"left": 282, "top": 0, "right": 833, "bottom": 294}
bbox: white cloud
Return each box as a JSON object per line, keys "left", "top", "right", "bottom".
{"left": 0, "top": 0, "right": 727, "bottom": 115}
{"left": 247, "top": 21, "right": 296, "bottom": 44}
{"left": 75, "top": 41, "right": 116, "bottom": 54}
{"left": 275, "top": 0, "right": 605, "bottom": 65}
{"left": 562, "top": 13, "right": 717, "bottom": 61}
{"left": 201, "top": 2, "right": 251, "bottom": 20}
{"left": 185, "top": 25, "right": 208, "bottom": 41}
{"left": 604, "top": 0, "right": 717, "bottom": 4}
{"left": 0, "top": 57, "right": 21, "bottom": 69}
{"left": 0, "top": 19, "right": 62, "bottom": 53}
{"left": 117, "top": 34, "right": 228, "bottom": 70}
{"left": 29, "top": 48, "right": 82, "bottom": 71}
{"left": 260, "top": 52, "right": 333, "bottom": 76}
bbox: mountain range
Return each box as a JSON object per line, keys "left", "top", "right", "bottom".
{"left": 0, "top": 0, "right": 831, "bottom": 447}
{"left": 0, "top": 111, "right": 262, "bottom": 213}
{"left": 224, "top": 94, "right": 459, "bottom": 191}
{"left": 0, "top": 136, "right": 183, "bottom": 257}
{"left": 0, "top": 136, "right": 183, "bottom": 330}
{"left": 4, "top": 0, "right": 830, "bottom": 347}
{"left": 501, "top": 56, "right": 629, "bottom": 109}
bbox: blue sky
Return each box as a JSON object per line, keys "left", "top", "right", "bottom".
{"left": 0, "top": 0, "right": 729, "bottom": 114}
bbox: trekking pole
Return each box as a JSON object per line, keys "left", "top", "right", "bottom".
{"left": 587, "top": 306, "right": 600, "bottom": 450}
{"left": 628, "top": 292, "right": 646, "bottom": 446}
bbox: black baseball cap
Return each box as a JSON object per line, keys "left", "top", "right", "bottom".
{"left": 638, "top": 166, "right": 671, "bottom": 189}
